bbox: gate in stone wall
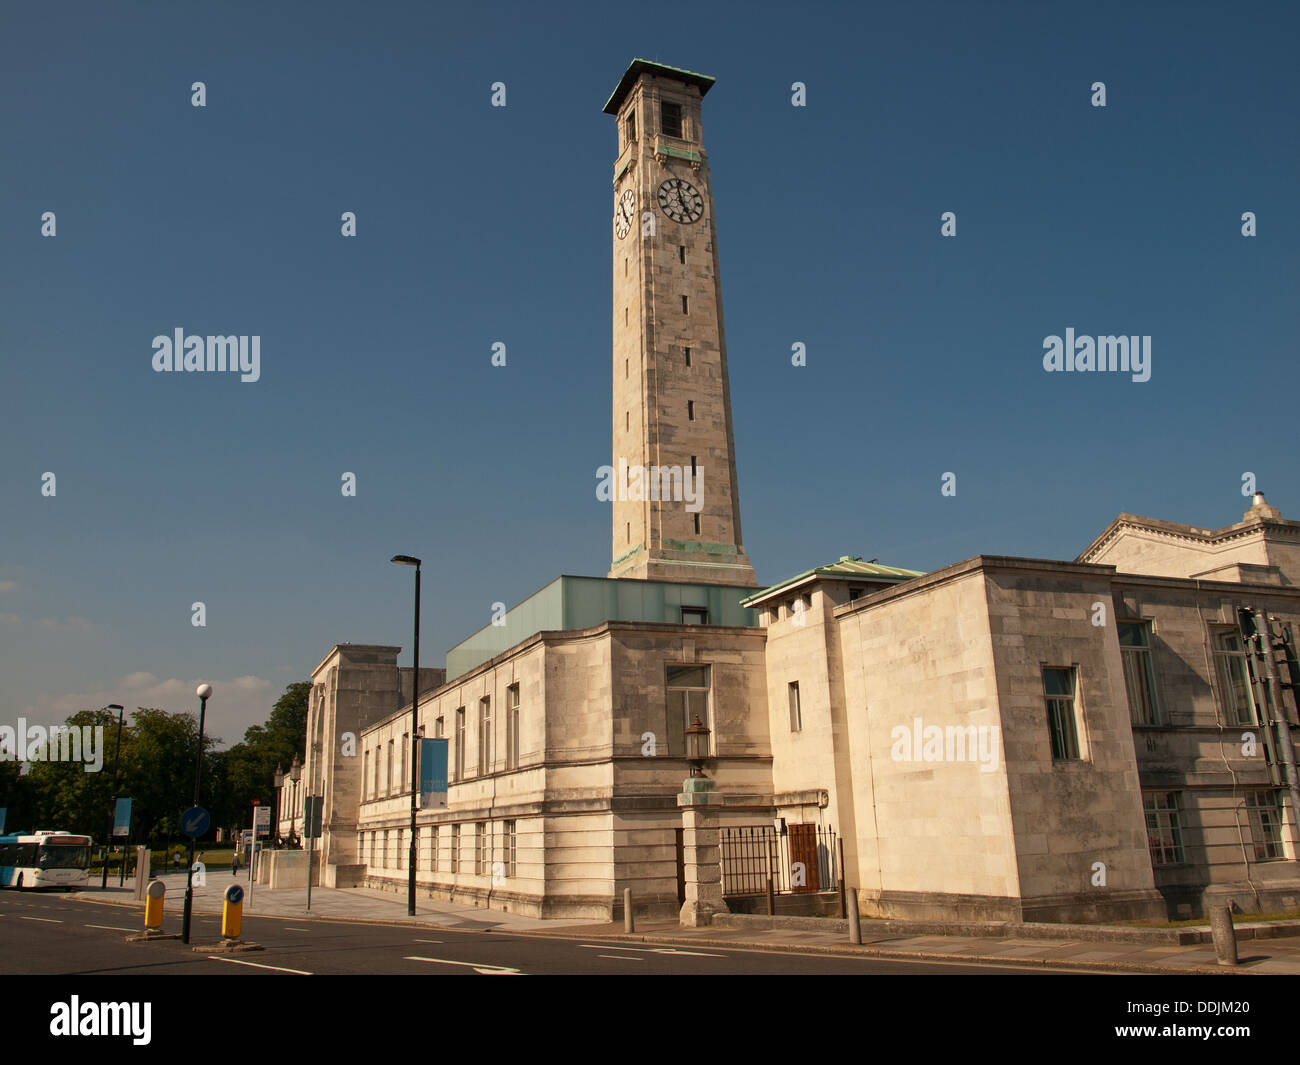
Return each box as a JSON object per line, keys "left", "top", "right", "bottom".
{"left": 719, "top": 824, "right": 836, "bottom": 898}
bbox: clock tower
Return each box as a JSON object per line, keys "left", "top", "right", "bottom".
{"left": 604, "top": 59, "right": 757, "bottom": 587}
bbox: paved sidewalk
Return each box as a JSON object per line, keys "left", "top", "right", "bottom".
{"left": 72, "top": 873, "right": 1300, "bottom": 974}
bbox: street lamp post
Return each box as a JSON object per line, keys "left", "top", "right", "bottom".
{"left": 272, "top": 763, "right": 284, "bottom": 846}
{"left": 289, "top": 754, "right": 301, "bottom": 844}
{"left": 391, "top": 554, "right": 421, "bottom": 917}
{"left": 181, "top": 683, "right": 212, "bottom": 945}
{"left": 101, "top": 704, "right": 124, "bottom": 890}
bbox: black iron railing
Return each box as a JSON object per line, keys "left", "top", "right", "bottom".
{"left": 719, "top": 824, "right": 837, "bottom": 897}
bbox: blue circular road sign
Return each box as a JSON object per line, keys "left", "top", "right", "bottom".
{"left": 225, "top": 883, "right": 243, "bottom": 905}
{"left": 180, "top": 806, "right": 211, "bottom": 838}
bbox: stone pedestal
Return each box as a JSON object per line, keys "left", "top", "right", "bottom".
{"left": 678, "top": 777, "right": 728, "bottom": 927}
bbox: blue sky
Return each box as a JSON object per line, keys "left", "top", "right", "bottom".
{"left": 2, "top": 0, "right": 1297, "bottom": 743}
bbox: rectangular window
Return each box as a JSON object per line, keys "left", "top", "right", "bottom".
{"left": 789, "top": 682, "right": 802, "bottom": 732}
{"left": 455, "top": 709, "right": 466, "bottom": 780}
{"left": 687, "top": 400, "right": 695, "bottom": 421}
{"left": 1213, "top": 629, "right": 1256, "bottom": 725}
{"left": 475, "top": 822, "right": 487, "bottom": 876}
{"left": 431, "top": 826, "right": 439, "bottom": 873}
{"left": 506, "top": 684, "right": 520, "bottom": 770}
{"left": 1246, "top": 791, "right": 1284, "bottom": 860}
{"left": 681, "top": 607, "right": 708, "bottom": 625}
{"left": 681, "top": 295, "right": 688, "bottom": 314}
{"left": 397, "top": 829, "right": 404, "bottom": 870}
{"left": 383, "top": 830, "right": 390, "bottom": 868}
{"left": 1042, "top": 666, "right": 1081, "bottom": 761}
{"left": 450, "top": 824, "right": 460, "bottom": 874}
{"left": 1143, "top": 792, "right": 1184, "bottom": 865}
{"left": 479, "top": 696, "right": 492, "bottom": 775}
{"left": 387, "top": 739, "right": 395, "bottom": 793}
{"left": 362, "top": 750, "right": 369, "bottom": 798}
{"left": 661, "top": 100, "right": 683, "bottom": 138}
{"left": 1119, "top": 620, "right": 1160, "bottom": 725}
{"left": 679, "top": 245, "right": 686, "bottom": 264}
{"left": 401, "top": 733, "right": 409, "bottom": 794}
{"left": 504, "top": 820, "right": 517, "bottom": 877}
{"left": 684, "top": 346, "right": 691, "bottom": 367}
{"left": 667, "top": 664, "right": 711, "bottom": 757}
{"left": 626, "top": 108, "right": 636, "bottom": 142}
{"left": 435, "top": 715, "right": 444, "bottom": 738}
{"left": 693, "top": 512, "right": 700, "bottom": 535}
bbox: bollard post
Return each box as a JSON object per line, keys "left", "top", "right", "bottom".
{"left": 848, "top": 887, "right": 862, "bottom": 945}
{"left": 222, "top": 882, "right": 244, "bottom": 941}
{"left": 837, "top": 837, "right": 847, "bottom": 919}
{"left": 623, "top": 887, "right": 635, "bottom": 933}
{"left": 765, "top": 844, "right": 775, "bottom": 916}
{"left": 133, "top": 846, "right": 150, "bottom": 901}
{"left": 1210, "top": 905, "right": 1238, "bottom": 966}
{"left": 144, "top": 879, "right": 166, "bottom": 931}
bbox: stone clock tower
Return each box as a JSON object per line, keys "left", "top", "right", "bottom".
{"left": 604, "top": 59, "right": 757, "bottom": 587}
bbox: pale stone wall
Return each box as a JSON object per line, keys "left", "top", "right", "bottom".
{"left": 980, "top": 561, "right": 1157, "bottom": 910}
{"left": 838, "top": 565, "right": 1019, "bottom": 909}
{"left": 350, "top": 620, "right": 770, "bottom": 919}
{"left": 1089, "top": 526, "right": 1273, "bottom": 579}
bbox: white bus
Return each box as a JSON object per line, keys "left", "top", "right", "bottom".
{"left": 0, "top": 831, "right": 93, "bottom": 890}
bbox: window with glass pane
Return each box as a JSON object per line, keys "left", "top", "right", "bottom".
{"left": 450, "top": 824, "right": 460, "bottom": 873}
{"left": 479, "top": 697, "right": 492, "bottom": 775}
{"left": 1143, "top": 792, "right": 1184, "bottom": 864}
{"left": 1119, "top": 620, "right": 1160, "bottom": 725}
{"left": 1246, "top": 792, "right": 1284, "bottom": 860}
{"left": 455, "top": 708, "right": 466, "bottom": 780}
{"left": 475, "top": 822, "right": 487, "bottom": 876}
{"left": 1212, "top": 629, "right": 1256, "bottom": 725}
{"left": 506, "top": 684, "right": 520, "bottom": 769}
{"left": 788, "top": 682, "right": 802, "bottom": 732}
{"left": 667, "top": 665, "right": 711, "bottom": 756}
{"left": 504, "top": 820, "right": 517, "bottom": 877}
{"left": 431, "top": 826, "right": 439, "bottom": 873}
{"left": 1042, "top": 667, "right": 1081, "bottom": 760}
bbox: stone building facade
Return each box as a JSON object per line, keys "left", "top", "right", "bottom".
{"left": 287, "top": 60, "right": 1300, "bottom": 926}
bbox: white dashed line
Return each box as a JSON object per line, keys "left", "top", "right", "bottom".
{"left": 208, "top": 957, "right": 313, "bottom": 974}
{"left": 19, "top": 916, "right": 61, "bottom": 923}
{"left": 86, "top": 924, "right": 134, "bottom": 931}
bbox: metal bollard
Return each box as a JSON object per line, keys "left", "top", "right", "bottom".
{"left": 222, "top": 882, "right": 244, "bottom": 940}
{"left": 144, "top": 879, "right": 166, "bottom": 930}
{"left": 1210, "top": 905, "right": 1238, "bottom": 966}
{"left": 623, "top": 887, "right": 634, "bottom": 933}
{"left": 848, "top": 887, "right": 862, "bottom": 945}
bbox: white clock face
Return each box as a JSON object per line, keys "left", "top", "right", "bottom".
{"left": 615, "top": 189, "right": 636, "bottom": 239}
{"left": 657, "top": 177, "right": 704, "bottom": 224}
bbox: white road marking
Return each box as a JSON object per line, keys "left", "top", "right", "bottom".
{"left": 208, "top": 957, "right": 312, "bottom": 975}
{"left": 599, "top": 954, "right": 643, "bottom": 961}
{"left": 86, "top": 924, "right": 134, "bottom": 932}
{"left": 19, "top": 916, "right": 61, "bottom": 923}
{"left": 577, "top": 943, "right": 726, "bottom": 958}
{"left": 404, "top": 956, "right": 523, "bottom": 975}
{"left": 284, "top": 927, "right": 311, "bottom": 932}
{"left": 412, "top": 938, "right": 443, "bottom": 944}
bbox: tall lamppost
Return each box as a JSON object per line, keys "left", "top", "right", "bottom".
{"left": 391, "top": 554, "right": 421, "bottom": 916}
{"left": 272, "top": 763, "right": 284, "bottom": 846}
{"left": 181, "top": 682, "right": 212, "bottom": 945}
{"left": 100, "top": 704, "right": 125, "bottom": 889}
{"left": 289, "top": 753, "right": 302, "bottom": 843}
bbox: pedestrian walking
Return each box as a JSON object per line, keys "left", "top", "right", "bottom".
{"left": 232, "top": 848, "right": 241, "bottom": 876}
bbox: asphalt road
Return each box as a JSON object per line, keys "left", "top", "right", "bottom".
{"left": 0, "top": 889, "right": 1098, "bottom": 975}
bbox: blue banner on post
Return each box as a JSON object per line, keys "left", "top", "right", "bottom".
{"left": 112, "top": 798, "right": 132, "bottom": 837}
{"left": 420, "top": 738, "right": 448, "bottom": 809}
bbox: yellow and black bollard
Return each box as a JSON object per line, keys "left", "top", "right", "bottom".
{"left": 222, "top": 882, "right": 244, "bottom": 940}
{"left": 144, "top": 879, "right": 166, "bottom": 930}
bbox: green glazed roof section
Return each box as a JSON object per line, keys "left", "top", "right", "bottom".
{"left": 445, "top": 574, "right": 757, "bottom": 681}
{"left": 603, "top": 58, "right": 716, "bottom": 115}
{"left": 741, "top": 556, "right": 925, "bottom": 606}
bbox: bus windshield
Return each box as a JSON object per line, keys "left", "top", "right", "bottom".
{"left": 39, "top": 845, "right": 90, "bottom": 869}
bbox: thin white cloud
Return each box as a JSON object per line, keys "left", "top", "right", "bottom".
{"left": 0, "top": 581, "right": 17, "bottom": 592}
